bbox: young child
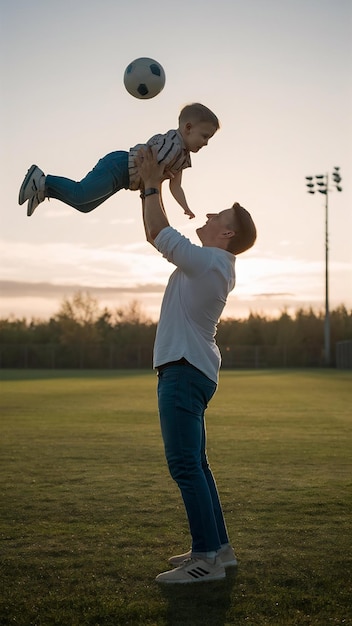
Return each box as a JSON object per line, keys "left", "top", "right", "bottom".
{"left": 19, "top": 102, "right": 219, "bottom": 219}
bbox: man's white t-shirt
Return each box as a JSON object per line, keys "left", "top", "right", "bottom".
{"left": 154, "top": 226, "right": 236, "bottom": 384}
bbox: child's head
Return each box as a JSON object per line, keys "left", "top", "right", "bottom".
{"left": 178, "top": 103, "right": 220, "bottom": 153}
{"left": 179, "top": 103, "right": 220, "bottom": 129}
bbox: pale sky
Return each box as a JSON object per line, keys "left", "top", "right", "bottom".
{"left": 1, "top": 0, "right": 351, "bottom": 321}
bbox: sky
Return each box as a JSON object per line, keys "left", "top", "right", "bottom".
{"left": 1, "top": 0, "right": 351, "bottom": 322}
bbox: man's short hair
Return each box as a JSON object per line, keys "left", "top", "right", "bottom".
{"left": 229, "top": 202, "right": 257, "bottom": 255}
{"left": 179, "top": 103, "right": 220, "bottom": 130}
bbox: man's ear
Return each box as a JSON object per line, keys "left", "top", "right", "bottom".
{"left": 221, "top": 230, "right": 235, "bottom": 239}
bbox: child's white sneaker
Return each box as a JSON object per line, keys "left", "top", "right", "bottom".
{"left": 27, "top": 191, "right": 46, "bottom": 217}
{"left": 19, "top": 165, "right": 46, "bottom": 213}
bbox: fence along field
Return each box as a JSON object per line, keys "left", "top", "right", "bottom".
{"left": 2, "top": 340, "right": 351, "bottom": 369}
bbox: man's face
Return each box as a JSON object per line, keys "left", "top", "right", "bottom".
{"left": 183, "top": 121, "right": 217, "bottom": 153}
{"left": 196, "top": 208, "right": 235, "bottom": 246}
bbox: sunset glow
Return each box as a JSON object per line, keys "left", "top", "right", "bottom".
{"left": 1, "top": 0, "right": 351, "bottom": 321}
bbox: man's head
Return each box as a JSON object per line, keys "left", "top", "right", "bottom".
{"left": 196, "top": 202, "right": 257, "bottom": 255}
{"left": 178, "top": 103, "right": 220, "bottom": 153}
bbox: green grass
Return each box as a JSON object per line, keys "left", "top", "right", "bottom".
{"left": 0, "top": 369, "right": 351, "bottom": 626}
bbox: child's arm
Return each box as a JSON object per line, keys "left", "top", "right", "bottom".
{"left": 169, "top": 172, "right": 195, "bottom": 219}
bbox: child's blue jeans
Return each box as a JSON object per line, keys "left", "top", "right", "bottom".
{"left": 157, "top": 361, "right": 230, "bottom": 553}
{"left": 45, "top": 151, "right": 130, "bottom": 212}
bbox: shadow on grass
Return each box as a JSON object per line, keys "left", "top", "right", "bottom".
{"left": 159, "top": 567, "right": 238, "bottom": 626}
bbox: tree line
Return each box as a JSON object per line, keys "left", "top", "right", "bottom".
{"left": 1, "top": 292, "right": 351, "bottom": 368}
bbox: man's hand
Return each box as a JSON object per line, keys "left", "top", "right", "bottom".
{"left": 136, "top": 147, "right": 166, "bottom": 187}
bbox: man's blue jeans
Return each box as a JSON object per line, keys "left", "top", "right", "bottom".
{"left": 45, "top": 151, "right": 130, "bottom": 212}
{"left": 157, "top": 361, "right": 230, "bottom": 553}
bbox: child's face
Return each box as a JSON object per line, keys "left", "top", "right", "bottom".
{"left": 182, "top": 121, "right": 217, "bottom": 153}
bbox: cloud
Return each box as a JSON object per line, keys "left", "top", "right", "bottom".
{"left": 0, "top": 238, "right": 170, "bottom": 287}
{"left": 0, "top": 280, "right": 165, "bottom": 298}
{"left": 1, "top": 240, "right": 351, "bottom": 321}
{"left": 255, "top": 292, "right": 294, "bottom": 298}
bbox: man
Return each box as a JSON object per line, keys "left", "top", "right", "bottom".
{"left": 137, "top": 147, "right": 257, "bottom": 584}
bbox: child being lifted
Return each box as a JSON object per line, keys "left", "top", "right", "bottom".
{"left": 19, "top": 102, "right": 219, "bottom": 219}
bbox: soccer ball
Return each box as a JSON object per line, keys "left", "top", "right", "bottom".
{"left": 123, "top": 57, "right": 166, "bottom": 99}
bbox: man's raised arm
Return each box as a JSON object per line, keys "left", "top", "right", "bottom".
{"left": 136, "top": 147, "right": 170, "bottom": 244}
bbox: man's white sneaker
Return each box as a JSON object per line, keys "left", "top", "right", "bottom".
{"left": 18, "top": 165, "right": 46, "bottom": 206}
{"left": 156, "top": 556, "right": 226, "bottom": 584}
{"left": 168, "top": 544, "right": 237, "bottom": 568}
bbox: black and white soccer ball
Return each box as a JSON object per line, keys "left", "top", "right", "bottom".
{"left": 123, "top": 57, "right": 166, "bottom": 99}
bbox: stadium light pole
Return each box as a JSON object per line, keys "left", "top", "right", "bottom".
{"left": 305, "top": 167, "right": 343, "bottom": 366}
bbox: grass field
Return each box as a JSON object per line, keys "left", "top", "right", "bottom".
{"left": 0, "top": 369, "right": 351, "bottom": 626}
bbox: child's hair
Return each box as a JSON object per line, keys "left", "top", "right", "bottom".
{"left": 179, "top": 103, "right": 220, "bottom": 130}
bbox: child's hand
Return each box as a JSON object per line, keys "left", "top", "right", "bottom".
{"left": 184, "top": 207, "right": 195, "bottom": 219}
